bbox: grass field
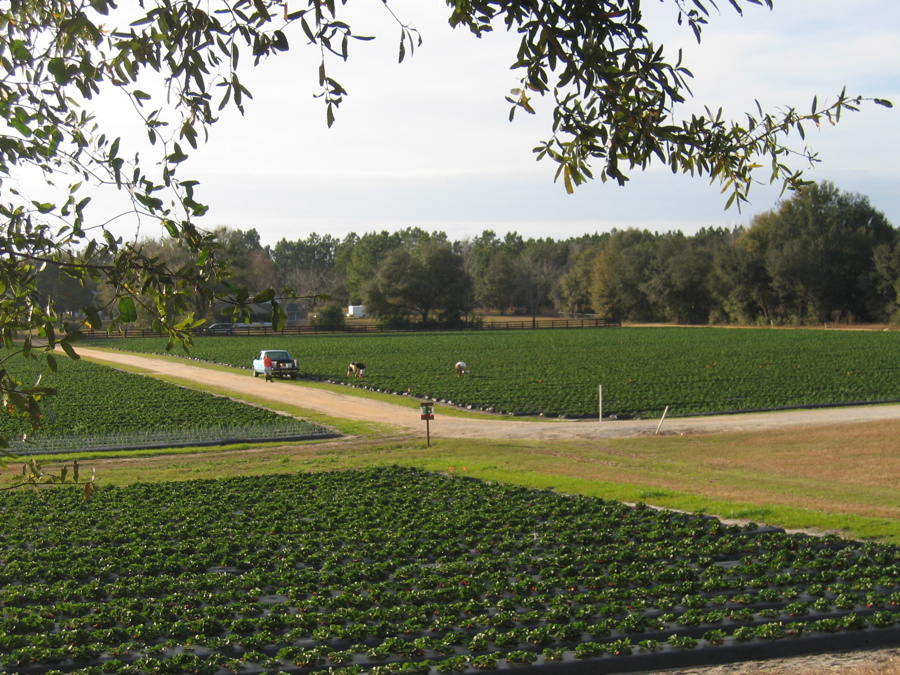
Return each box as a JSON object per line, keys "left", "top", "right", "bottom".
{"left": 94, "top": 327, "right": 900, "bottom": 418}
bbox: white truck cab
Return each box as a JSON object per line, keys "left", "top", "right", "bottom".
{"left": 252, "top": 350, "right": 299, "bottom": 379}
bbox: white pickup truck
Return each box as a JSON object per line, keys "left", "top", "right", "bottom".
{"left": 252, "top": 350, "right": 300, "bottom": 380}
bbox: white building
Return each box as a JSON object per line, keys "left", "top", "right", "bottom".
{"left": 347, "top": 305, "right": 366, "bottom": 318}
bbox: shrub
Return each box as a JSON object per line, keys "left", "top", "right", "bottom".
{"left": 310, "top": 304, "right": 347, "bottom": 328}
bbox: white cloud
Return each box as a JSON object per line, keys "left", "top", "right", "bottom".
{"left": 89, "top": 0, "right": 900, "bottom": 245}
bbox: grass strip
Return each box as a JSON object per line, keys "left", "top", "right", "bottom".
{"left": 13, "top": 433, "right": 897, "bottom": 544}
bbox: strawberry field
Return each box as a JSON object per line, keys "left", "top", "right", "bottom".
{"left": 0, "top": 466, "right": 897, "bottom": 675}
{"left": 0, "top": 357, "right": 330, "bottom": 452}
{"left": 96, "top": 328, "right": 900, "bottom": 418}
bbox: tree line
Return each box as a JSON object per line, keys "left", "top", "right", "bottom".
{"left": 43, "top": 183, "right": 900, "bottom": 328}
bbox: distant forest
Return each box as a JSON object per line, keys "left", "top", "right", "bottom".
{"left": 43, "top": 182, "right": 900, "bottom": 328}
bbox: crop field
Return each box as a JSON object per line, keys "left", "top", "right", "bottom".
{"left": 0, "top": 466, "right": 897, "bottom": 675}
{"left": 96, "top": 327, "right": 900, "bottom": 418}
{"left": 0, "top": 357, "right": 329, "bottom": 452}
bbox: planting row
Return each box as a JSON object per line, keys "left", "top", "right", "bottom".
{"left": 0, "top": 356, "right": 328, "bottom": 447}
{"left": 93, "top": 327, "right": 900, "bottom": 418}
{"left": 0, "top": 467, "right": 896, "bottom": 674}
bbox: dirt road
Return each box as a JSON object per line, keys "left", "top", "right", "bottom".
{"left": 78, "top": 348, "right": 900, "bottom": 440}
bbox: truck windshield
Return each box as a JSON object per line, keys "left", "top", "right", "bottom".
{"left": 267, "top": 351, "right": 291, "bottom": 360}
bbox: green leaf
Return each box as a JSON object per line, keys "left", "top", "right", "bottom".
{"left": 10, "top": 117, "right": 32, "bottom": 137}
{"left": 167, "top": 143, "right": 189, "bottom": 163}
{"left": 252, "top": 288, "right": 276, "bottom": 303}
{"left": 83, "top": 306, "right": 102, "bottom": 329}
{"left": 48, "top": 57, "right": 73, "bottom": 84}
{"left": 272, "top": 302, "right": 287, "bottom": 331}
{"left": 90, "top": 0, "right": 112, "bottom": 15}
{"left": 118, "top": 296, "right": 138, "bottom": 323}
{"left": 163, "top": 219, "right": 179, "bottom": 237}
{"left": 60, "top": 341, "right": 79, "bottom": 360}
{"left": 31, "top": 202, "right": 55, "bottom": 214}
{"left": 273, "top": 31, "right": 289, "bottom": 51}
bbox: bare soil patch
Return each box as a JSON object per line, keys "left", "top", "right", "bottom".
{"left": 650, "top": 647, "right": 900, "bottom": 674}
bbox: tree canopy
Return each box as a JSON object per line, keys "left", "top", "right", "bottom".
{"left": 364, "top": 240, "right": 470, "bottom": 325}
{"left": 179, "top": 183, "right": 896, "bottom": 328}
{"left": 0, "top": 0, "right": 893, "bottom": 445}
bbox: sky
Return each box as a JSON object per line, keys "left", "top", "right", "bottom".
{"left": 92, "top": 0, "right": 900, "bottom": 247}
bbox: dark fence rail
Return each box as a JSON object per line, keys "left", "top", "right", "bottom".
{"left": 81, "top": 317, "right": 620, "bottom": 339}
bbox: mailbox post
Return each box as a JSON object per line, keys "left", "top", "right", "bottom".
{"left": 420, "top": 400, "right": 434, "bottom": 447}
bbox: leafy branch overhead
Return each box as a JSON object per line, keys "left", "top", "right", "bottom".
{"left": 475, "top": 0, "right": 892, "bottom": 200}
{"left": 3, "top": 459, "right": 97, "bottom": 500}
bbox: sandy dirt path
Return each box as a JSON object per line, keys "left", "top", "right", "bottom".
{"left": 77, "top": 348, "right": 900, "bottom": 440}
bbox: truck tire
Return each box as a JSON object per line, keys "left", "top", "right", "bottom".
{"left": 253, "top": 370, "right": 258, "bottom": 377}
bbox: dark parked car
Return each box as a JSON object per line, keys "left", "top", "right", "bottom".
{"left": 204, "top": 323, "right": 234, "bottom": 336}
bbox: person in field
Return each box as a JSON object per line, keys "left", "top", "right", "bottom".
{"left": 263, "top": 354, "right": 273, "bottom": 382}
{"left": 347, "top": 362, "right": 366, "bottom": 378}
{"left": 455, "top": 361, "right": 468, "bottom": 377}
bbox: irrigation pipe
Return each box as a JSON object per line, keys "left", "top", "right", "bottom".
{"left": 655, "top": 406, "right": 670, "bottom": 435}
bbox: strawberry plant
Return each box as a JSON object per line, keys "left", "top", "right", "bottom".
{"left": 0, "top": 467, "right": 896, "bottom": 675}
{"left": 96, "top": 327, "right": 900, "bottom": 418}
{"left": 1, "top": 356, "right": 328, "bottom": 451}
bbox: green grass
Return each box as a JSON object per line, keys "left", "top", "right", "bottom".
{"left": 24, "top": 428, "right": 898, "bottom": 544}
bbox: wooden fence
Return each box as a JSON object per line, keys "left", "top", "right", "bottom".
{"left": 81, "top": 317, "right": 620, "bottom": 339}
